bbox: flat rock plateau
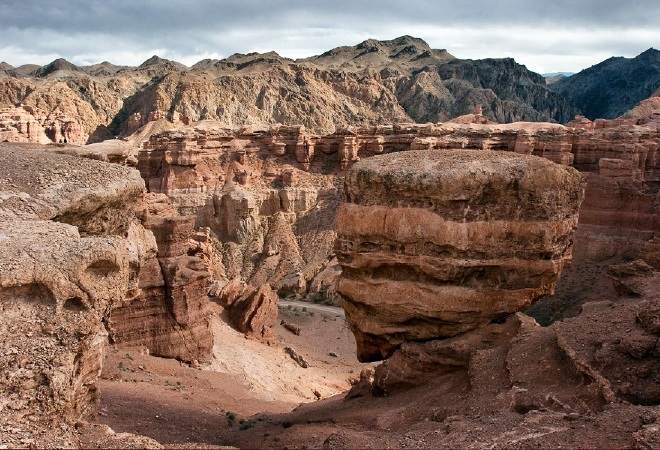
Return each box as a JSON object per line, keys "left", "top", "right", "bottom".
{"left": 0, "top": 36, "right": 659, "bottom": 449}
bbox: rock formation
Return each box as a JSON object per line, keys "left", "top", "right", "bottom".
{"left": 0, "top": 103, "right": 658, "bottom": 448}
{"left": 138, "top": 126, "right": 338, "bottom": 300}
{"left": 0, "top": 104, "right": 85, "bottom": 144}
{"left": 335, "top": 150, "right": 585, "bottom": 361}
{"left": 131, "top": 101, "right": 658, "bottom": 308}
{"left": 213, "top": 143, "right": 659, "bottom": 450}
{"left": 106, "top": 193, "right": 216, "bottom": 363}
{"left": 0, "top": 142, "right": 234, "bottom": 446}
{"left": 0, "top": 144, "right": 154, "bottom": 447}
{"left": 209, "top": 278, "right": 278, "bottom": 342}
{"left": 0, "top": 86, "right": 657, "bottom": 447}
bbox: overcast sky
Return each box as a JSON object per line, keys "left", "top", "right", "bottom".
{"left": 1, "top": 0, "right": 659, "bottom": 74}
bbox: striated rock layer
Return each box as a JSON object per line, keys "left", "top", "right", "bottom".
{"left": 209, "top": 278, "right": 278, "bottom": 342}
{"left": 0, "top": 104, "right": 85, "bottom": 144}
{"left": 138, "top": 125, "right": 339, "bottom": 300}
{"left": 335, "top": 150, "right": 585, "bottom": 361}
{"left": 106, "top": 193, "right": 216, "bottom": 363}
{"left": 135, "top": 105, "right": 658, "bottom": 304}
{"left": 0, "top": 143, "right": 226, "bottom": 447}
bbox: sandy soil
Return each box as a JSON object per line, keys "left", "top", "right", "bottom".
{"left": 97, "top": 302, "right": 369, "bottom": 446}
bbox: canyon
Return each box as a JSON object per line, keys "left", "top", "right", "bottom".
{"left": 0, "top": 36, "right": 659, "bottom": 449}
{"left": 0, "top": 95, "right": 658, "bottom": 446}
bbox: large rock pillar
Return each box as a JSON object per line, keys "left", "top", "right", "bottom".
{"left": 335, "top": 149, "right": 586, "bottom": 361}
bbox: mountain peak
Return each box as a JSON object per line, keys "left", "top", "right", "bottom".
{"left": 638, "top": 47, "right": 660, "bottom": 59}
{"left": 389, "top": 35, "right": 429, "bottom": 47}
{"left": 138, "top": 55, "right": 187, "bottom": 70}
{"left": 139, "top": 55, "right": 167, "bottom": 67}
{"left": 35, "top": 58, "right": 81, "bottom": 77}
{"left": 304, "top": 35, "right": 450, "bottom": 72}
{"left": 550, "top": 49, "right": 660, "bottom": 119}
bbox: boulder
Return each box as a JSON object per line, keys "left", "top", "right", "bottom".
{"left": 210, "top": 278, "right": 278, "bottom": 342}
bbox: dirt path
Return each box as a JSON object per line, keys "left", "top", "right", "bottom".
{"left": 279, "top": 299, "right": 345, "bottom": 316}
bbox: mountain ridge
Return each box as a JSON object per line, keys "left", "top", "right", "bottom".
{"left": 0, "top": 36, "right": 585, "bottom": 141}
{"left": 550, "top": 48, "right": 660, "bottom": 119}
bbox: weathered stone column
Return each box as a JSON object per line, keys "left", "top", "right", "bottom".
{"left": 335, "top": 149, "right": 586, "bottom": 361}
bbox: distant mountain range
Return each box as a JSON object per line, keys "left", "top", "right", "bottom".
{"left": 550, "top": 48, "right": 660, "bottom": 119}
{"left": 0, "top": 36, "right": 577, "bottom": 141}
{"left": 1, "top": 37, "right": 658, "bottom": 143}
{"left": 543, "top": 72, "right": 574, "bottom": 85}
{"left": 543, "top": 72, "right": 575, "bottom": 77}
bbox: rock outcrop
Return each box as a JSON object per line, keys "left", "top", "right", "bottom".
{"left": 335, "top": 150, "right": 585, "bottom": 361}
{"left": 138, "top": 126, "right": 338, "bottom": 298}
{"left": 0, "top": 144, "right": 154, "bottom": 447}
{"left": 135, "top": 106, "right": 658, "bottom": 306}
{"left": 0, "top": 104, "right": 85, "bottom": 144}
{"left": 209, "top": 278, "right": 278, "bottom": 342}
{"left": 106, "top": 193, "right": 216, "bottom": 363}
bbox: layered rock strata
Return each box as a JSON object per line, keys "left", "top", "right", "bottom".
{"left": 209, "top": 278, "right": 278, "bottom": 342}
{"left": 106, "top": 194, "right": 216, "bottom": 362}
{"left": 0, "top": 105, "right": 85, "bottom": 144}
{"left": 335, "top": 150, "right": 585, "bottom": 361}
{"left": 137, "top": 112, "right": 657, "bottom": 302}
{"left": 139, "top": 126, "right": 338, "bottom": 299}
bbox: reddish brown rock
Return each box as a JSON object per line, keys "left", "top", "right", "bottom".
{"left": 0, "top": 105, "right": 86, "bottom": 144}
{"left": 0, "top": 145, "right": 155, "bottom": 446}
{"left": 0, "top": 105, "right": 49, "bottom": 143}
{"left": 135, "top": 101, "right": 658, "bottom": 305}
{"left": 107, "top": 194, "right": 216, "bottom": 363}
{"left": 336, "top": 150, "right": 585, "bottom": 361}
{"left": 210, "top": 278, "right": 278, "bottom": 342}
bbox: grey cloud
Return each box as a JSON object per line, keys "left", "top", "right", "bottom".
{"left": 0, "top": 0, "right": 659, "bottom": 72}
{"left": 4, "top": 0, "right": 660, "bottom": 31}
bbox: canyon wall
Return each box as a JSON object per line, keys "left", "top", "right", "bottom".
{"left": 135, "top": 112, "right": 659, "bottom": 303}
{"left": 0, "top": 104, "right": 86, "bottom": 144}
{"left": 106, "top": 193, "right": 217, "bottom": 363}
{"left": 138, "top": 125, "right": 339, "bottom": 299}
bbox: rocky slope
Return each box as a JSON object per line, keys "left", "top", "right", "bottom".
{"left": 0, "top": 36, "right": 574, "bottom": 145}
{"left": 214, "top": 149, "right": 660, "bottom": 450}
{"left": 0, "top": 142, "right": 281, "bottom": 447}
{"left": 543, "top": 72, "right": 574, "bottom": 85}
{"left": 1, "top": 72, "right": 659, "bottom": 448}
{"left": 551, "top": 48, "right": 660, "bottom": 119}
